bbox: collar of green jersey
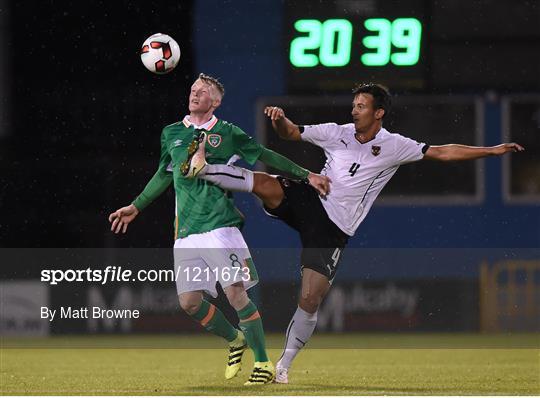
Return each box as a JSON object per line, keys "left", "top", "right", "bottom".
{"left": 182, "top": 115, "right": 219, "bottom": 130}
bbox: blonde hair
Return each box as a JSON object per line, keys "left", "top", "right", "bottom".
{"left": 198, "top": 73, "right": 225, "bottom": 99}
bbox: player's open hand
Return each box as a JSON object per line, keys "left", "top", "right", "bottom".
{"left": 264, "top": 106, "right": 285, "bottom": 121}
{"left": 308, "top": 173, "right": 332, "bottom": 197}
{"left": 491, "top": 143, "right": 525, "bottom": 156}
{"left": 108, "top": 204, "right": 140, "bottom": 234}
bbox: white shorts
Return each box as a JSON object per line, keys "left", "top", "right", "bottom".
{"left": 173, "top": 227, "right": 259, "bottom": 297}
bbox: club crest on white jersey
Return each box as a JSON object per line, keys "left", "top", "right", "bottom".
{"left": 301, "top": 123, "right": 427, "bottom": 236}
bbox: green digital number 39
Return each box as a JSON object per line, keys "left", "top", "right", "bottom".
{"left": 362, "top": 18, "right": 422, "bottom": 66}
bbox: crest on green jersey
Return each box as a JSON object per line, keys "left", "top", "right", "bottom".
{"left": 207, "top": 134, "right": 222, "bottom": 148}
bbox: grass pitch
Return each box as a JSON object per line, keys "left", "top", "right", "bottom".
{"left": 1, "top": 333, "right": 539, "bottom": 395}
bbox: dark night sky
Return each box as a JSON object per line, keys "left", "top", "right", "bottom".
{"left": 2, "top": 1, "right": 195, "bottom": 247}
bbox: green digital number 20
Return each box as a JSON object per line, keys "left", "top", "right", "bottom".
{"left": 290, "top": 19, "right": 353, "bottom": 67}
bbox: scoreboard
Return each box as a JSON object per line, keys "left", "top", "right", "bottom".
{"left": 284, "top": 1, "right": 540, "bottom": 93}
{"left": 289, "top": 17, "right": 422, "bottom": 68}
{"left": 285, "top": 1, "right": 426, "bottom": 92}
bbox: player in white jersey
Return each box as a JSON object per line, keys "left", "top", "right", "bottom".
{"left": 182, "top": 83, "right": 524, "bottom": 383}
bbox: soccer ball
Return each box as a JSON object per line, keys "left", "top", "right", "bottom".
{"left": 140, "top": 33, "right": 181, "bottom": 74}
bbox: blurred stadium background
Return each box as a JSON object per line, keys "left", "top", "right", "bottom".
{"left": 1, "top": 0, "right": 539, "bottom": 360}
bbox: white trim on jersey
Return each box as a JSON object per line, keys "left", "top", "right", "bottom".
{"left": 182, "top": 114, "right": 218, "bottom": 130}
{"left": 301, "top": 123, "right": 426, "bottom": 236}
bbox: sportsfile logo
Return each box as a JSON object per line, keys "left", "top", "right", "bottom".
{"left": 41, "top": 267, "right": 135, "bottom": 285}
{"left": 40, "top": 265, "right": 251, "bottom": 285}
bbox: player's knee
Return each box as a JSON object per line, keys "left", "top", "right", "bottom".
{"left": 224, "top": 285, "right": 249, "bottom": 310}
{"left": 299, "top": 290, "right": 323, "bottom": 313}
{"left": 178, "top": 296, "right": 202, "bottom": 315}
{"left": 253, "top": 174, "right": 283, "bottom": 208}
{"left": 252, "top": 174, "right": 270, "bottom": 192}
{"left": 180, "top": 301, "right": 201, "bottom": 315}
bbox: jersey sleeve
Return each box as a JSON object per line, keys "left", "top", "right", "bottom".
{"left": 231, "top": 125, "right": 264, "bottom": 165}
{"left": 258, "top": 147, "right": 309, "bottom": 179}
{"left": 300, "top": 123, "right": 339, "bottom": 147}
{"left": 132, "top": 128, "right": 173, "bottom": 211}
{"left": 393, "top": 133, "right": 428, "bottom": 165}
{"left": 156, "top": 127, "right": 173, "bottom": 173}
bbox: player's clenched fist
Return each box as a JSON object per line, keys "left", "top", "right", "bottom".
{"left": 264, "top": 106, "right": 285, "bottom": 121}
{"left": 108, "top": 204, "right": 140, "bottom": 234}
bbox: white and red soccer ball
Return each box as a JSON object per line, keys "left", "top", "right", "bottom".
{"left": 140, "top": 33, "right": 180, "bottom": 74}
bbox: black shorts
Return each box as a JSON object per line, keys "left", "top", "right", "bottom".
{"left": 264, "top": 176, "right": 349, "bottom": 282}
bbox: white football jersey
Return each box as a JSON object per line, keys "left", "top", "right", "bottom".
{"left": 301, "top": 123, "right": 427, "bottom": 236}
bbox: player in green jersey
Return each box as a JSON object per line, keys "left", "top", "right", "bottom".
{"left": 108, "top": 73, "right": 330, "bottom": 385}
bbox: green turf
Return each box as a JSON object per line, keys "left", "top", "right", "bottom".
{"left": 1, "top": 334, "right": 539, "bottom": 395}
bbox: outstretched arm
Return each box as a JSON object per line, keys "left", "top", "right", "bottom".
{"left": 258, "top": 148, "right": 331, "bottom": 195}
{"left": 131, "top": 170, "right": 173, "bottom": 211}
{"left": 109, "top": 170, "right": 172, "bottom": 233}
{"left": 424, "top": 143, "right": 524, "bottom": 161}
{"left": 232, "top": 123, "right": 331, "bottom": 195}
{"left": 264, "top": 106, "right": 302, "bottom": 141}
{"left": 258, "top": 148, "right": 309, "bottom": 179}
{"left": 109, "top": 129, "right": 173, "bottom": 234}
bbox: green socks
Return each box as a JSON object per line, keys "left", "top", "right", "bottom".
{"left": 190, "top": 298, "right": 268, "bottom": 363}
{"left": 237, "top": 300, "right": 269, "bottom": 362}
{"left": 191, "top": 299, "right": 238, "bottom": 342}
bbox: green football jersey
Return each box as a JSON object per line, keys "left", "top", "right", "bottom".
{"left": 135, "top": 116, "right": 264, "bottom": 239}
{"left": 132, "top": 115, "right": 311, "bottom": 240}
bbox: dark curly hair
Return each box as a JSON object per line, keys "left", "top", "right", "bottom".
{"left": 352, "top": 83, "right": 391, "bottom": 118}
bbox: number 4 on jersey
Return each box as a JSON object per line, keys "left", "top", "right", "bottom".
{"left": 349, "top": 163, "right": 360, "bottom": 176}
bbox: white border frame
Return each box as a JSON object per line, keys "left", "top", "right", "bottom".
{"left": 255, "top": 95, "right": 485, "bottom": 206}
{"left": 501, "top": 94, "right": 540, "bottom": 205}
